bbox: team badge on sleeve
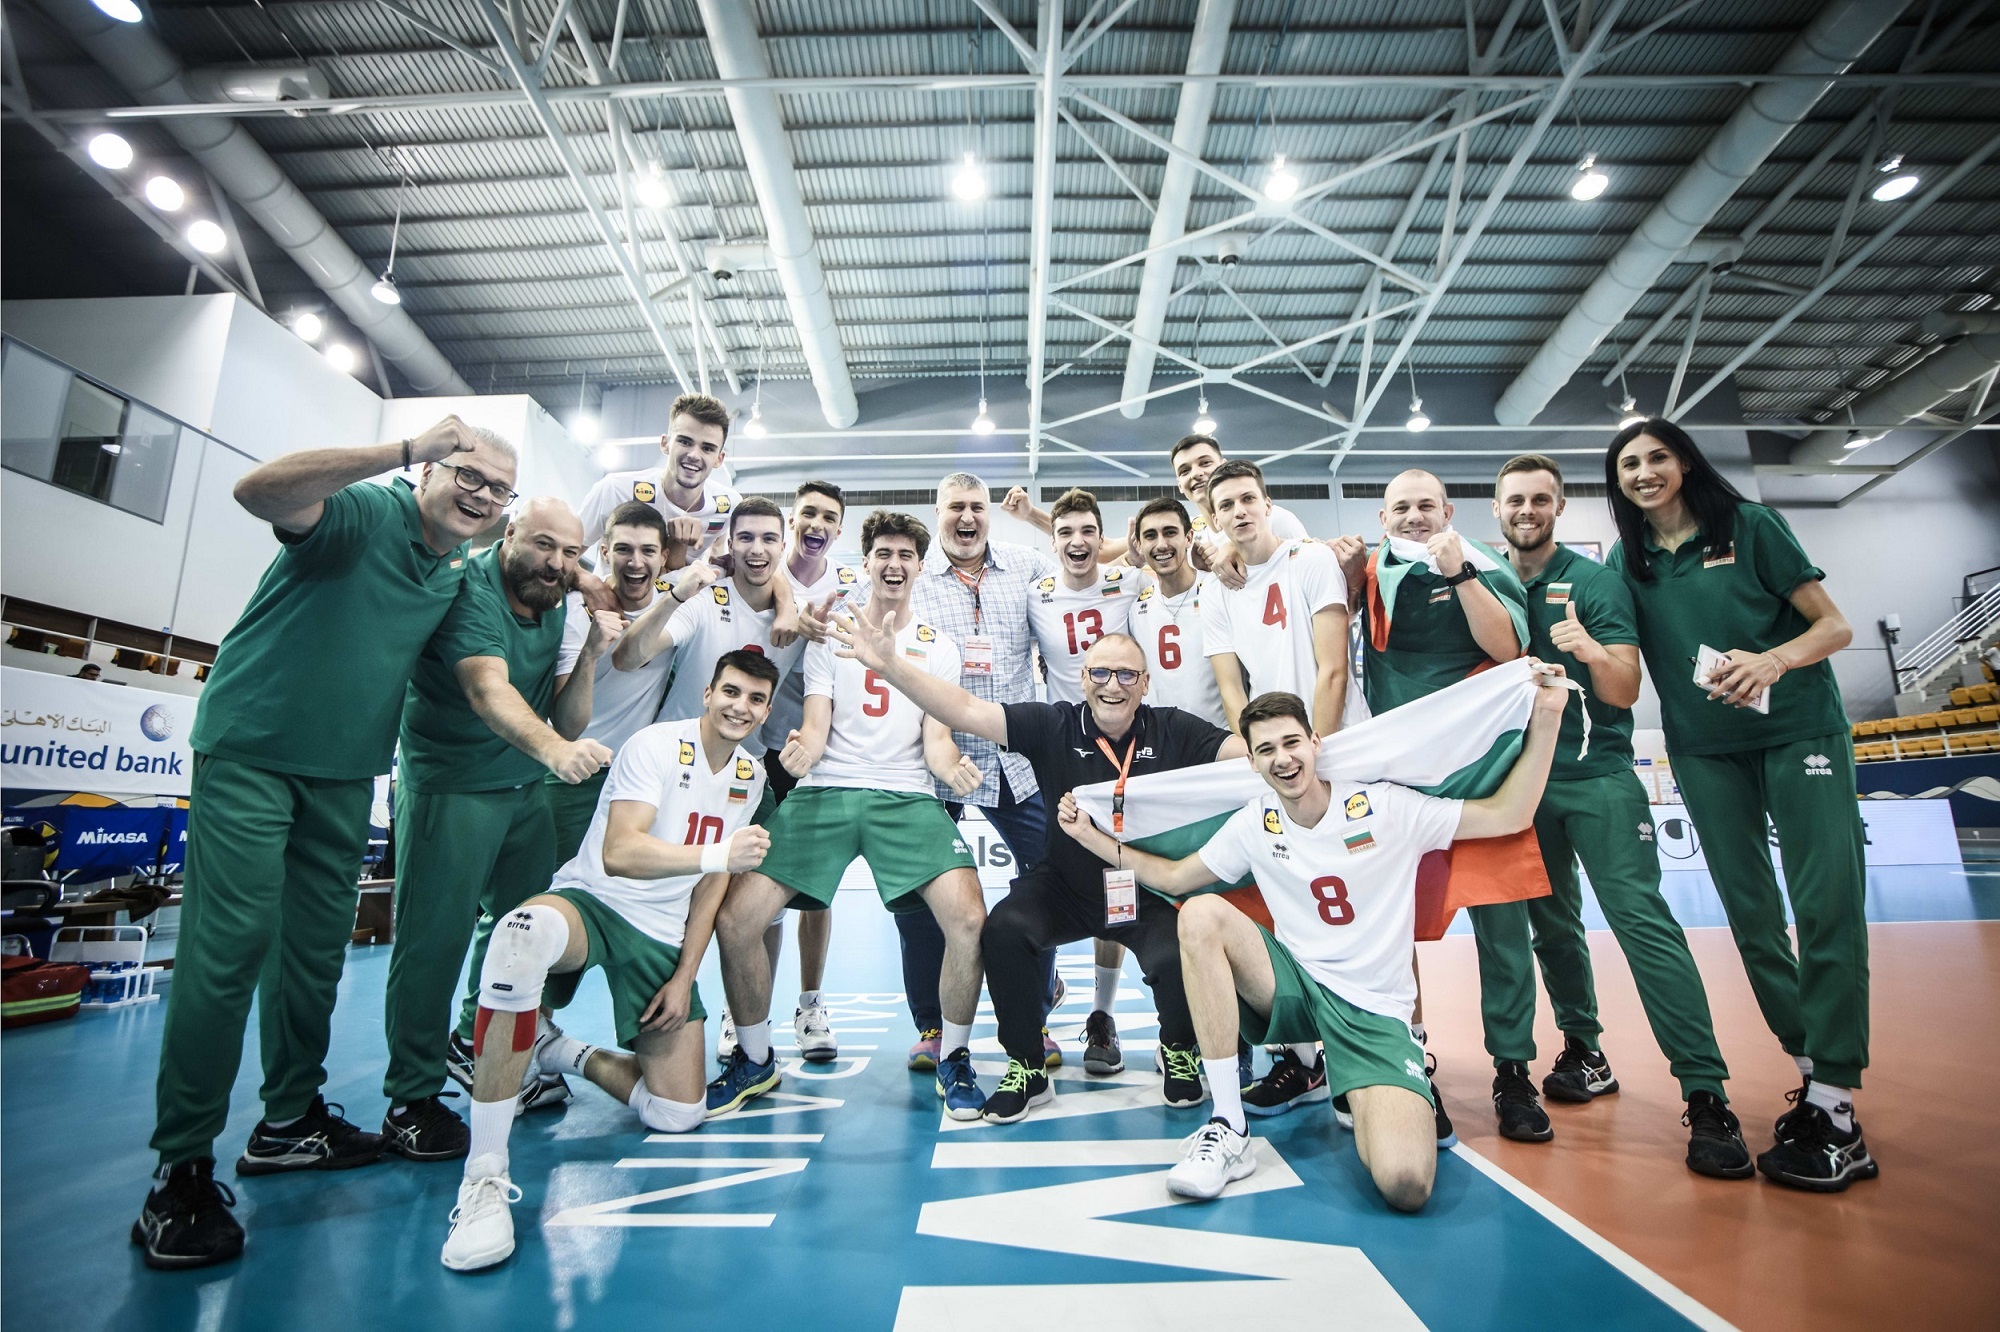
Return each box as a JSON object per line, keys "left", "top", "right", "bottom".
{"left": 678, "top": 741, "right": 696, "bottom": 765}
{"left": 1263, "top": 808, "right": 1284, "bottom": 836}
{"left": 735, "top": 757, "right": 755, "bottom": 781}
{"left": 634, "top": 481, "right": 656, "bottom": 503}
{"left": 1344, "top": 791, "right": 1372, "bottom": 821}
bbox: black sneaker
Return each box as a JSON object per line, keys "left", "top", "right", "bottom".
{"left": 1158, "top": 1040, "right": 1205, "bottom": 1107}
{"left": 1543, "top": 1035, "right": 1619, "bottom": 1103}
{"left": 131, "top": 1158, "right": 243, "bottom": 1270}
{"left": 980, "top": 1059, "right": 1054, "bottom": 1124}
{"left": 1756, "top": 1101, "right": 1879, "bottom": 1193}
{"left": 1492, "top": 1061, "right": 1554, "bottom": 1142}
{"left": 1332, "top": 1093, "right": 1355, "bottom": 1131}
{"left": 237, "top": 1096, "right": 387, "bottom": 1175}
{"left": 1082, "top": 1009, "right": 1124, "bottom": 1075}
{"left": 1244, "top": 1048, "right": 1329, "bottom": 1118}
{"left": 445, "top": 1031, "right": 476, "bottom": 1093}
{"left": 1429, "top": 1054, "right": 1456, "bottom": 1149}
{"left": 1682, "top": 1090, "right": 1753, "bottom": 1179}
{"left": 1772, "top": 1076, "right": 1813, "bottom": 1143}
{"left": 1236, "top": 1037, "right": 1254, "bottom": 1092}
{"left": 381, "top": 1093, "right": 470, "bottom": 1162}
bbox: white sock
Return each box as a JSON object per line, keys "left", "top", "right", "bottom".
{"left": 1287, "top": 1043, "right": 1319, "bottom": 1065}
{"left": 1410, "top": 1023, "right": 1428, "bottom": 1046}
{"left": 1805, "top": 1080, "right": 1854, "bottom": 1132}
{"left": 941, "top": 1019, "right": 973, "bottom": 1059}
{"left": 540, "top": 1032, "right": 595, "bottom": 1077}
{"left": 1793, "top": 1053, "right": 1814, "bottom": 1079}
{"left": 1093, "top": 964, "right": 1121, "bottom": 1013}
{"left": 737, "top": 1020, "right": 772, "bottom": 1064}
{"left": 1206, "top": 1060, "right": 1246, "bottom": 1135}
{"left": 467, "top": 1098, "right": 514, "bottom": 1176}
{"left": 798, "top": 989, "right": 822, "bottom": 1010}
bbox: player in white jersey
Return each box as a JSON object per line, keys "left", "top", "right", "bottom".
{"left": 1200, "top": 459, "right": 1351, "bottom": 739}
{"left": 1057, "top": 676, "right": 1567, "bottom": 1210}
{"left": 705, "top": 510, "right": 992, "bottom": 1121}
{"left": 577, "top": 392, "right": 744, "bottom": 571}
{"left": 1128, "top": 495, "right": 1228, "bottom": 729}
{"left": 439, "top": 651, "right": 781, "bottom": 1273}
{"left": 1025, "top": 488, "right": 1135, "bottom": 705}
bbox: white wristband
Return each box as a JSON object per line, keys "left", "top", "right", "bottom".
{"left": 700, "top": 838, "right": 731, "bottom": 875}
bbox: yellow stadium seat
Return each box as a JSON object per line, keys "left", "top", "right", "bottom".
{"left": 1961, "top": 734, "right": 1994, "bottom": 754}
{"left": 1979, "top": 706, "right": 2000, "bottom": 723}
{"left": 1951, "top": 686, "right": 1974, "bottom": 707}
{"left": 1918, "top": 737, "right": 1947, "bottom": 755}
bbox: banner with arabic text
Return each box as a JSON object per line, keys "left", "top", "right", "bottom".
{"left": 1, "top": 666, "right": 195, "bottom": 797}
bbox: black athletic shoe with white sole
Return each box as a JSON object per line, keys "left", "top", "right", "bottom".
{"left": 1429, "top": 1055, "right": 1456, "bottom": 1149}
{"left": 1771, "top": 1076, "right": 1814, "bottom": 1142}
{"left": 1158, "top": 1040, "right": 1205, "bottom": 1107}
{"left": 1755, "top": 1102, "right": 1879, "bottom": 1193}
{"left": 1682, "top": 1090, "right": 1754, "bottom": 1179}
{"left": 236, "top": 1096, "right": 386, "bottom": 1175}
{"left": 445, "top": 1031, "right": 476, "bottom": 1093}
{"left": 1332, "top": 1093, "right": 1355, "bottom": 1131}
{"left": 1244, "top": 1048, "right": 1329, "bottom": 1117}
{"left": 1082, "top": 1009, "right": 1124, "bottom": 1075}
{"left": 1543, "top": 1036, "right": 1619, "bottom": 1103}
{"left": 132, "top": 1158, "right": 243, "bottom": 1270}
{"left": 382, "top": 1093, "right": 470, "bottom": 1162}
{"left": 1492, "top": 1061, "right": 1554, "bottom": 1142}
{"left": 980, "top": 1059, "right": 1055, "bottom": 1124}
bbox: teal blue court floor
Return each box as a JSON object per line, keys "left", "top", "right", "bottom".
{"left": 5, "top": 862, "right": 1996, "bottom": 1330}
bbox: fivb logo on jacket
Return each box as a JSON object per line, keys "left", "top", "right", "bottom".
{"left": 1804, "top": 753, "right": 1833, "bottom": 776}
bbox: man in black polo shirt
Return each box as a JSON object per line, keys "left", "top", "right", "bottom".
{"left": 836, "top": 623, "right": 1246, "bottom": 1123}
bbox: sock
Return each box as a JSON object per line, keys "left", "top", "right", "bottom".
{"left": 1206, "top": 1060, "right": 1247, "bottom": 1135}
{"left": 737, "top": 1020, "right": 772, "bottom": 1064}
{"left": 798, "top": 989, "right": 822, "bottom": 1010}
{"left": 1093, "top": 964, "right": 1121, "bottom": 1013}
{"left": 467, "top": 1098, "right": 514, "bottom": 1176}
{"left": 1410, "top": 1023, "right": 1428, "bottom": 1046}
{"left": 266, "top": 1114, "right": 302, "bottom": 1129}
{"left": 1286, "top": 1043, "right": 1318, "bottom": 1065}
{"left": 1793, "top": 1053, "right": 1814, "bottom": 1080}
{"left": 540, "top": 1032, "right": 595, "bottom": 1077}
{"left": 1805, "top": 1080, "right": 1854, "bottom": 1132}
{"left": 941, "top": 1019, "right": 973, "bottom": 1059}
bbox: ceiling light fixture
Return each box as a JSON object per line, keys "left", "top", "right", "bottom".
{"left": 1263, "top": 153, "right": 1299, "bottom": 203}
{"left": 1844, "top": 429, "right": 1887, "bottom": 451}
{"left": 1618, "top": 395, "right": 1645, "bottom": 429}
{"left": 1571, "top": 154, "right": 1610, "bottom": 201}
{"left": 970, "top": 398, "right": 996, "bottom": 435}
{"left": 593, "top": 444, "right": 621, "bottom": 470}
{"left": 144, "top": 175, "right": 185, "bottom": 211}
{"left": 373, "top": 170, "right": 407, "bottom": 303}
{"left": 951, "top": 152, "right": 988, "bottom": 202}
{"left": 324, "top": 343, "right": 357, "bottom": 374}
{"left": 293, "top": 310, "right": 324, "bottom": 343}
{"left": 571, "top": 413, "right": 599, "bottom": 443}
{"left": 186, "top": 220, "right": 227, "bottom": 255}
{"left": 1192, "top": 394, "right": 1217, "bottom": 435}
{"left": 93, "top": 0, "right": 142, "bottom": 22}
{"left": 1403, "top": 364, "right": 1430, "bottom": 432}
{"left": 742, "top": 401, "right": 768, "bottom": 439}
{"left": 634, "top": 163, "right": 672, "bottom": 209}
{"left": 87, "top": 132, "right": 133, "bottom": 169}
{"left": 1871, "top": 153, "right": 1919, "bottom": 202}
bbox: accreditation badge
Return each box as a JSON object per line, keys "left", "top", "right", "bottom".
{"left": 960, "top": 634, "right": 995, "bottom": 675}
{"left": 1103, "top": 867, "right": 1138, "bottom": 927}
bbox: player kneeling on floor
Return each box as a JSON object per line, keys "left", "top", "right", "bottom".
{"left": 1057, "top": 673, "right": 1567, "bottom": 1211}
{"left": 441, "top": 650, "right": 779, "bottom": 1273}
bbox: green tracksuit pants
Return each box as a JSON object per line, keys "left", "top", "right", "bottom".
{"left": 152, "top": 755, "right": 373, "bottom": 1165}
{"left": 545, "top": 768, "right": 608, "bottom": 869}
{"left": 1526, "top": 770, "right": 1730, "bottom": 1100}
{"left": 1670, "top": 733, "right": 1869, "bottom": 1089}
{"left": 381, "top": 782, "right": 555, "bottom": 1105}
{"left": 1468, "top": 901, "right": 1539, "bottom": 1067}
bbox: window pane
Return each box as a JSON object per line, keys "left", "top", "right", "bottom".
{"left": 51, "top": 378, "right": 128, "bottom": 503}
{"left": 109, "top": 407, "right": 181, "bottom": 522}
{"left": 1, "top": 342, "right": 72, "bottom": 480}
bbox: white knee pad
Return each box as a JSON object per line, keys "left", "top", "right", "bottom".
{"left": 480, "top": 904, "right": 569, "bottom": 1013}
{"left": 634, "top": 1089, "right": 704, "bottom": 1134}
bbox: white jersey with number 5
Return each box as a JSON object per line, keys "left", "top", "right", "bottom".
{"left": 1199, "top": 541, "right": 1348, "bottom": 700}
{"left": 1196, "top": 781, "right": 1461, "bottom": 1022}
{"left": 1026, "top": 567, "right": 1136, "bottom": 704}
{"left": 1131, "top": 574, "right": 1227, "bottom": 728}
{"left": 800, "top": 618, "right": 961, "bottom": 795}
{"left": 550, "top": 717, "right": 766, "bottom": 947}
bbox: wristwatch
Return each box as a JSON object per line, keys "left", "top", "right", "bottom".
{"left": 1442, "top": 561, "right": 1479, "bottom": 587}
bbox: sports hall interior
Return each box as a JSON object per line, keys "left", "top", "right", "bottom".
{"left": 2, "top": 2, "right": 1997, "bottom": 1329}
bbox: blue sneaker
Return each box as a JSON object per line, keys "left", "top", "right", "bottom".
{"left": 936, "top": 1049, "right": 985, "bottom": 1121}
{"left": 706, "top": 1049, "right": 780, "bottom": 1117}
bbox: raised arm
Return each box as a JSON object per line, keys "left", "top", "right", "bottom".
{"left": 1055, "top": 792, "right": 1221, "bottom": 896}
{"left": 234, "top": 416, "right": 477, "bottom": 534}
{"left": 832, "top": 613, "right": 1008, "bottom": 745}
{"left": 549, "top": 610, "right": 618, "bottom": 738}
{"left": 1454, "top": 668, "right": 1567, "bottom": 840}
{"left": 454, "top": 656, "right": 612, "bottom": 784}
{"left": 612, "top": 555, "right": 722, "bottom": 671}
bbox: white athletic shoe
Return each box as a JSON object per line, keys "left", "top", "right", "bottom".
{"left": 441, "top": 1157, "right": 522, "bottom": 1272}
{"left": 794, "top": 998, "right": 837, "bottom": 1064}
{"left": 716, "top": 1008, "right": 738, "bottom": 1065}
{"left": 1166, "top": 1118, "right": 1257, "bottom": 1201}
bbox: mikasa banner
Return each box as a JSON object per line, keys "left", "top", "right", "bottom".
{"left": 1, "top": 666, "right": 195, "bottom": 797}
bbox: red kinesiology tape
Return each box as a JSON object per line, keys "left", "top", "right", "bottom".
{"left": 473, "top": 1005, "right": 536, "bottom": 1054}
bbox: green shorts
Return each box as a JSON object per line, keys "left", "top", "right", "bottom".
{"left": 1240, "top": 927, "right": 1432, "bottom": 1102}
{"left": 756, "top": 787, "right": 974, "bottom": 913}
{"left": 548, "top": 888, "right": 706, "bottom": 1051}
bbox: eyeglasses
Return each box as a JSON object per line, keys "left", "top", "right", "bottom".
{"left": 436, "top": 461, "right": 518, "bottom": 506}
{"left": 1085, "top": 667, "right": 1143, "bottom": 686}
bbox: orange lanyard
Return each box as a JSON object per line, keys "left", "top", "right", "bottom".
{"left": 1094, "top": 733, "right": 1138, "bottom": 833}
{"left": 951, "top": 562, "right": 988, "bottom": 631}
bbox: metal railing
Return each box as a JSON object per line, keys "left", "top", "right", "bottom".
{"left": 1896, "top": 584, "right": 2000, "bottom": 692}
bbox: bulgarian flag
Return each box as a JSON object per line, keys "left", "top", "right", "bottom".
{"left": 1366, "top": 531, "right": 1528, "bottom": 653}
{"left": 1074, "top": 659, "right": 1562, "bottom": 941}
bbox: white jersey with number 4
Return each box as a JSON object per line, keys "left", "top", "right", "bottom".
{"left": 800, "top": 618, "right": 961, "bottom": 795}
{"left": 1191, "top": 501, "right": 1308, "bottom": 555}
{"left": 654, "top": 578, "right": 806, "bottom": 746}
{"left": 1200, "top": 541, "right": 1348, "bottom": 700}
{"left": 1131, "top": 574, "right": 1227, "bottom": 729}
{"left": 1196, "top": 780, "right": 1462, "bottom": 1023}
{"left": 1026, "top": 567, "right": 1136, "bottom": 704}
{"left": 550, "top": 717, "right": 766, "bottom": 947}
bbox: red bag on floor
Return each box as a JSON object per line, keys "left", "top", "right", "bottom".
{"left": 2, "top": 954, "right": 89, "bottom": 1029}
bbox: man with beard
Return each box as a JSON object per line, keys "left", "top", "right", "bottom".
{"left": 380, "top": 497, "right": 615, "bottom": 1163}
{"left": 1492, "top": 455, "right": 1750, "bottom": 1178}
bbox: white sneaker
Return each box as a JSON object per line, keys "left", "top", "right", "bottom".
{"left": 716, "top": 1008, "right": 738, "bottom": 1065}
{"left": 1166, "top": 1118, "right": 1256, "bottom": 1201}
{"left": 794, "top": 999, "right": 838, "bottom": 1064}
{"left": 441, "top": 1157, "right": 523, "bottom": 1272}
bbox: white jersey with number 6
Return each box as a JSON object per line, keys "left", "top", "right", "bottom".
{"left": 1196, "top": 781, "right": 1462, "bottom": 1023}
{"left": 1026, "top": 567, "right": 1136, "bottom": 704}
{"left": 1200, "top": 541, "right": 1348, "bottom": 700}
{"left": 550, "top": 717, "right": 766, "bottom": 947}
{"left": 800, "top": 618, "right": 961, "bottom": 795}
{"left": 1132, "top": 574, "right": 1227, "bottom": 729}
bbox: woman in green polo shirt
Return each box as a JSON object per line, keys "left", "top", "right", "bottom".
{"left": 1605, "top": 418, "right": 1874, "bottom": 1195}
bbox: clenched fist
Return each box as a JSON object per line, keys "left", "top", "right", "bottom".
{"left": 550, "top": 738, "right": 613, "bottom": 784}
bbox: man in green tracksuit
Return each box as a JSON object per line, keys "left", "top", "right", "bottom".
{"left": 1493, "top": 456, "right": 1750, "bottom": 1180}
{"left": 379, "top": 497, "right": 614, "bottom": 1161}
{"left": 135, "top": 417, "right": 512, "bottom": 1271}
{"left": 1334, "top": 468, "right": 1548, "bottom": 1144}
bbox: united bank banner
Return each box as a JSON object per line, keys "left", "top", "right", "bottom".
{"left": 1, "top": 667, "right": 194, "bottom": 797}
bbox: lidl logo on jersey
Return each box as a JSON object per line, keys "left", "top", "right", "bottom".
{"left": 1343, "top": 829, "right": 1378, "bottom": 854}
{"left": 916, "top": 624, "right": 937, "bottom": 643}
{"left": 1137, "top": 585, "right": 1155, "bottom": 603}
{"left": 735, "top": 758, "right": 756, "bottom": 781}
{"left": 1344, "top": 792, "right": 1372, "bottom": 821}
{"left": 1545, "top": 583, "right": 1572, "bottom": 606}
{"left": 1037, "top": 577, "right": 1056, "bottom": 601}
{"left": 712, "top": 586, "right": 731, "bottom": 606}
{"left": 634, "top": 481, "right": 657, "bottom": 503}
{"left": 714, "top": 495, "right": 732, "bottom": 514}
{"left": 1804, "top": 753, "right": 1832, "bottom": 776}
{"left": 728, "top": 786, "right": 748, "bottom": 804}
{"left": 678, "top": 741, "right": 697, "bottom": 766}
{"left": 838, "top": 567, "right": 858, "bottom": 586}
{"left": 1102, "top": 569, "right": 1123, "bottom": 595}
{"left": 1263, "top": 808, "right": 1283, "bottom": 836}
{"left": 1638, "top": 821, "right": 1654, "bottom": 842}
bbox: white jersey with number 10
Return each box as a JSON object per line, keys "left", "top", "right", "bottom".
{"left": 800, "top": 619, "right": 961, "bottom": 795}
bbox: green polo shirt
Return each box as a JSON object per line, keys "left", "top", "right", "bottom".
{"left": 191, "top": 479, "right": 467, "bottom": 781}
{"left": 398, "top": 545, "right": 565, "bottom": 794}
{"left": 1361, "top": 539, "right": 1529, "bottom": 713}
{"left": 1516, "top": 544, "right": 1638, "bottom": 780}
{"left": 1608, "top": 502, "right": 1846, "bottom": 756}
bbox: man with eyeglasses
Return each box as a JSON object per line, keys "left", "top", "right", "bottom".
{"left": 136, "top": 417, "right": 511, "bottom": 1271}
{"left": 836, "top": 621, "right": 1246, "bottom": 1124}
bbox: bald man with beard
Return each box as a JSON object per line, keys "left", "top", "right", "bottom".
{"left": 380, "top": 497, "right": 618, "bottom": 1163}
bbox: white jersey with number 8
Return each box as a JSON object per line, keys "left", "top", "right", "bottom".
{"left": 800, "top": 619, "right": 961, "bottom": 795}
{"left": 1026, "top": 568, "right": 1136, "bottom": 704}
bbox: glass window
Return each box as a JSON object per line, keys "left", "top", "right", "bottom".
{"left": 108, "top": 407, "right": 181, "bottom": 522}
{"left": 1, "top": 342, "right": 72, "bottom": 480}
{"left": 52, "top": 378, "right": 128, "bottom": 504}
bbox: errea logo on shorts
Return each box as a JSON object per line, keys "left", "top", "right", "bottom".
{"left": 1804, "top": 754, "right": 1833, "bottom": 776}
{"left": 1405, "top": 1058, "right": 1426, "bottom": 1081}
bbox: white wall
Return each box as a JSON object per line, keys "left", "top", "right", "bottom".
{"left": 1, "top": 295, "right": 234, "bottom": 433}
